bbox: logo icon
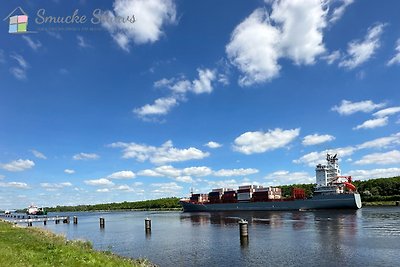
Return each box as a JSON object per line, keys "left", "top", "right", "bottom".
{"left": 4, "top": 7, "right": 34, "bottom": 34}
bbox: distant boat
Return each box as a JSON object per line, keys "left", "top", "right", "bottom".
{"left": 4, "top": 210, "right": 11, "bottom": 214}
{"left": 26, "top": 205, "right": 47, "bottom": 215}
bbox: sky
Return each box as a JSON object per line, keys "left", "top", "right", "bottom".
{"left": 0, "top": 0, "right": 399, "bottom": 210}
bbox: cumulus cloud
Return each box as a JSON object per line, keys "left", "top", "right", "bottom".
{"left": 134, "top": 68, "right": 216, "bottom": 120}
{"left": 387, "top": 39, "right": 400, "bottom": 66}
{"left": 357, "top": 132, "right": 400, "bottom": 149}
{"left": 302, "top": 134, "right": 335, "bottom": 146}
{"left": 102, "top": 0, "right": 176, "bottom": 51}
{"left": 73, "top": 153, "right": 100, "bottom": 160}
{"left": 339, "top": 23, "right": 386, "bottom": 69}
{"left": 84, "top": 178, "right": 114, "bottom": 186}
{"left": 354, "top": 150, "right": 400, "bottom": 165}
{"left": 233, "top": 128, "right": 300, "bottom": 154}
{"left": 226, "top": 8, "right": 281, "bottom": 86}
{"left": 64, "top": 169, "right": 75, "bottom": 174}
{"left": 353, "top": 117, "right": 388, "bottom": 130}
{"left": 226, "top": 0, "right": 327, "bottom": 86}
{"left": 332, "top": 100, "right": 385, "bottom": 115}
{"left": 151, "top": 182, "right": 182, "bottom": 194}
{"left": 322, "top": 50, "right": 341, "bottom": 64}
{"left": 348, "top": 168, "right": 400, "bottom": 180}
{"left": 40, "top": 182, "right": 72, "bottom": 191}
{"left": 109, "top": 140, "right": 209, "bottom": 165}
{"left": 108, "top": 170, "right": 136, "bottom": 179}
{"left": 1, "top": 159, "right": 35, "bottom": 172}
{"left": 294, "top": 146, "right": 356, "bottom": 166}
{"left": 31, "top": 149, "right": 47, "bottom": 159}
{"left": 373, "top": 107, "right": 400, "bottom": 118}
{"left": 265, "top": 170, "right": 314, "bottom": 185}
{"left": 133, "top": 96, "right": 179, "bottom": 118}
{"left": 0, "top": 182, "right": 30, "bottom": 189}
{"left": 204, "top": 141, "right": 222, "bottom": 149}
{"left": 213, "top": 168, "right": 259, "bottom": 177}
{"left": 77, "top": 35, "right": 91, "bottom": 48}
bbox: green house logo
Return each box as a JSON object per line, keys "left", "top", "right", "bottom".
{"left": 4, "top": 7, "right": 35, "bottom": 34}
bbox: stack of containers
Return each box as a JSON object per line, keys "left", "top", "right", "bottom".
{"left": 237, "top": 185, "right": 256, "bottom": 202}
{"left": 190, "top": 194, "right": 201, "bottom": 202}
{"left": 292, "top": 188, "right": 305, "bottom": 199}
{"left": 222, "top": 190, "right": 237, "bottom": 203}
{"left": 253, "top": 186, "right": 269, "bottom": 202}
{"left": 209, "top": 188, "right": 225, "bottom": 203}
{"left": 268, "top": 187, "right": 282, "bottom": 200}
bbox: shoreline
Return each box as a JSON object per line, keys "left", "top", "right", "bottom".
{"left": 0, "top": 220, "right": 155, "bottom": 267}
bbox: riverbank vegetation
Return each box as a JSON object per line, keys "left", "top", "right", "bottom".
{"left": 0, "top": 220, "right": 155, "bottom": 267}
{"left": 46, "top": 197, "right": 181, "bottom": 212}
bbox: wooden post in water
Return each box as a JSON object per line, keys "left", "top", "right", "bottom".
{"left": 44, "top": 217, "right": 47, "bottom": 226}
{"left": 145, "top": 218, "right": 151, "bottom": 231}
{"left": 239, "top": 219, "right": 249, "bottom": 246}
{"left": 55, "top": 216, "right": 60, "bottom": 224}
{"left": 100, "top": 217, "right": 105, "bottom": 228}
{"left": 28, "top": 219, "right": 33, "bottom": 227}
{"left": 73, "top": 216, "right": 78, "bottom": 224}
{"left": 396, "top": 201, "right": 399, "bottom": 206}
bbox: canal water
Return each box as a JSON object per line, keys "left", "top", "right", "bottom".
{"left": 18, "top": 207, "right": 400, "bottom": 266}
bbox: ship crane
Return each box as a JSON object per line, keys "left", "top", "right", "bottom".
{"left": 332, "top": 175, "right": 357, "bottom": 191}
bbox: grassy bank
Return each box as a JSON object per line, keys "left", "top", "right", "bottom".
{"left": 0, "top": 220, "right": 155, "bottom": 267}
{"left": 363, "top": 201, "right": 400, "bottom": 206}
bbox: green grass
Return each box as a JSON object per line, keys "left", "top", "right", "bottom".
{"left": 363, "top": 201, "right": 400, "bottom": 206}
{"left": 0, "top": 220, "right": 156, "bottom": 267}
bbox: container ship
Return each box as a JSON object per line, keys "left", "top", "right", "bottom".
{"left": 180, "top": 154, "right": 362, "bottom": 211}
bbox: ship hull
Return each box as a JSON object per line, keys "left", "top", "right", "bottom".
{"left": 180, "top": 193, "right": 362, "bottom": 212}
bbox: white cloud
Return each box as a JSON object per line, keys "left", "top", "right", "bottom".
{"left": 151, "top": 182, "right": 182, "bottom": 194}
{"left": 214, "top": 168, "right": 259, "bottom": 177}
{"left": 114, "top": 184, "right": 135, "bottom": 192}
{"left": 183, "top": 166, "right": 213, "bottom": 177}
{"left": 387, "top": 39, "right": 400, "bottom": 66}
{"left": 205, "top": 179, "right": 240, "bottom": 189}
{"left": 373, "top": 107, "right": 400, "bottom": 118}
{"left": 133, "top": 96, "right": 179, "bottom": 118}
{"left": 270, "top": 0, "right": 327, "bottom": 65}
{"left": 102, "top": 0, "right": 176, "bottom": 52}
{"left": 339, "top": 23, "right": 386, "bottom": 69}
{"left": 73, "top": 153, "right": 100, "bottom": 160}
{"left": 226, "top": 0, "right": 327, "bottom": 86}
{"left": 97, "top": 188, "right": 110, "bottom": 193}
{"left": 302, "top": 134, "right": 335, "bottom": 146}
{"left": 40, "top": 182, "right": 72, "bottom": 191}
{"left": 31, "top": 149, "right": 47, "bottom": 159}
{"left": 233, "top": 128, "right": 300, "bottom": 154}
{"left": 265, "top": 170, "right": 314, "bottom": 185}
{"left": 137, "top": 169, "right": 163, "bottom": 177}
{"left": 204, "top": 141, "right": 222, "bottom": 149}
{"left": 329, "top": 0, "right": 354, "bottom": 24}
{"left": 332, "top": 100, "right": 385, "bottom": 115}
{"left": 108, "top": 170, "right": 136, "bottom": 179}
{"left": 226, "top": 8, "right": 281, "bottom": 86}
{"left": 323, "top": 50, "right": 341, "bottom": 64}
{"left": 354, "top": 150, "right": 400, "bottom": 165}
{"left": 0, "top": 182, "right": 30, "bottom": 189}
{"left": 1, "top": 159, "right": 35, "bottom": 172}
{"left": 358, "top": 132, "right": 400, "bottom": 149}
{"left": 109, "top": 140, "right": 209, "bottom": 165}
{"left": 353, "top": 117, "right": 388, "bottom": 130}
{"left": 175, "top": 176, "right": 194, "bottom": 183}
{"left": 84, "top": 178, "right": 114, "bottom": 186}
{"left": 348, "top": 167, "right": 400, "bottom": 180}
{"left": 191, "top": 69, "right": 216, "bottom": 94}
{"left": 77, "top": 35, "right": 91, "bottom": 48}
{"left": 10, "top": 53, "right": 29, "bottom": 80}
{"left": 22, "top": 36, "right": 42, "bottom": 51}
{"left": 294, "top": 146, "right": 356, "bottom": 166}
{"left": 64, "top": 169, "right": 75, "bottom": 174}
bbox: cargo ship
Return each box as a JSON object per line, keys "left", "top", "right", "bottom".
{"left": 180, "top": 154, "right": 362, "bottom": 211}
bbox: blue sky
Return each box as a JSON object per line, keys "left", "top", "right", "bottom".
{"left": 0, "top": 0, "right": 399, "bottom": 209}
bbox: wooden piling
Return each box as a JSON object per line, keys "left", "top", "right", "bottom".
{"left": 396, "top": 201, "right": 399, "bottom": 206}
{"left": 73, "top": 216, "right": 78, "bottom": 224}
{"left": 239, "top": 219, "right": 248, "bottom": 237}
{"left": 145, "top": 218, "right": 151, "bottom": 231}
{"left": 100, "top": 217, "right": 105, "bottom": 228}
{"left": 44, "top": 218, "right": 47, "bottom": 225}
